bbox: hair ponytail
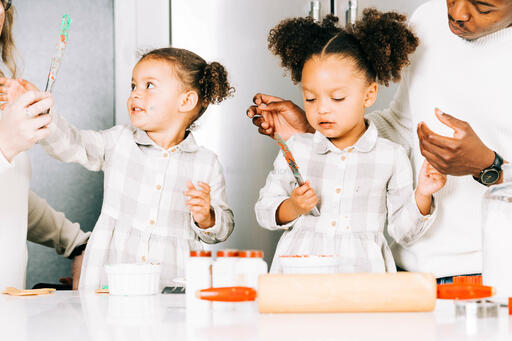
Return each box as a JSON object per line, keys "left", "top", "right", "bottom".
{"left": 268, "top": 9, "right": 419, "bottom": 86}
{"left": 348, "top": 8, "right": 419, "bottom": 86}
{"left": 199, "top": 61, "right": 234, "bottom": 106}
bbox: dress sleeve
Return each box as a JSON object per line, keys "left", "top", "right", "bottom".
{"left": 386, "top": 147, "right": 437, "bottom": 247}
{"left": 40, "top": 108, "right": 122, "bottom": 171}
{"left": 190, "top": 156, "right": 234, "bottom": 244}
{"left": 255, "top": 150, "right": 299, "bottom": 231}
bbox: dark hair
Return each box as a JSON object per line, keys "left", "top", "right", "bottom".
{"left": 140, "top": 47, "right": 235, "bottom": 112}
{"left": 268, "top": 9, "right": 419, "bottom": 86}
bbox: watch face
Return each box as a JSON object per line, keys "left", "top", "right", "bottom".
{"left": 481, "top": 169, "right": 500, "bottom": 185}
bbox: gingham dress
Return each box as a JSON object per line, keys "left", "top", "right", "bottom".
{"left": 255, "top": 121, "right": 436, "bottom": 273}
{"left": 41, "top": 110, "right": 234, "bottom": 289}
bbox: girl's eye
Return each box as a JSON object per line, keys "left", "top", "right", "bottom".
{"left": 332, "top": 97, "right": 345, "bottom": 102}
{"left": 131, "top": 83, "right": 136, "bottom": 91}
{"left": 305, "top": 98, "right": 316, "bottom": 103}
{"left": 146, "top": 82, "right": 155, "bottom": 89}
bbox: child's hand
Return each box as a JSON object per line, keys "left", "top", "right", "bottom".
{"left": 185, "top": 180, "right": 215, "bottom": 229}
{"left": 289, "top": 181, "right": 318, "bottom": 216}
{"left": 417, "top": 160, "right": 447, "bottom": 197}
{"left": 415, "top": 160, "right": 447, "bottom": 215}
{"left": 0, "top": 78, "right": 40, "bottom": 110}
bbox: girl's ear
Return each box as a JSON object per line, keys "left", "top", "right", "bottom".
{"left": 363, "top": 82, "right": 378, "bottom": 108}
{"left": 179, "top": 90, "right": 199, "bottom": 112}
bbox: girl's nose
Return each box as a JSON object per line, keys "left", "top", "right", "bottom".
{"left": 130, "top": 89, "right": 142, "bottom": 99}
{"left": 450, "top": 0, "right": 471, "bottom": 23}
{"left": 317, "top": 100, "right": 330, "bottom": 115}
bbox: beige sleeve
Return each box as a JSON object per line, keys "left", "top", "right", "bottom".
{"left": 27, "top": 191, "right": 90, "bottom": 257}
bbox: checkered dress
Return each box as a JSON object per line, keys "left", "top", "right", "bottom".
{"left": 41, "top": 110, "right": 234, "bottom": 289}
{"left": 255, "top": 121, "right": 436, "bottom": 273}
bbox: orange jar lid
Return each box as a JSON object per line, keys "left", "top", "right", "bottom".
{"left": 216, "top": 249, "right": 239, "bottom": 257}
{"left": 239, "top": 250, "right": 264, "bottom": 258}
{"left": 190, "top": 250, "right": 212, "bottom": 257}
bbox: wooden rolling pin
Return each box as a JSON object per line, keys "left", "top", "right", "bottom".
{"left": 258, "top": 272, "right": 436, "bottom": 313}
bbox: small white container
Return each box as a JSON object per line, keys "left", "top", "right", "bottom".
{"left": 212, "top": 249, "right": 239, "bottom": 287}
{"left": 235, "top": 250, "right": 268, "bottom": 289}
{"left": 212, "top": 249, "right": 239, "bottom": 312}
{"left": 104, "top": 263, "right": 161, "bottom": 296}
{"left": 186, "top": 250, "right": 213, "bottom": 309}
{"left": 279, "top": 255, "right": 338, "bottom": 274}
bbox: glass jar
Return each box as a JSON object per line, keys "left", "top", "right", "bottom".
{"left": 482, "top": 182, "right": 512, "bottom": 304}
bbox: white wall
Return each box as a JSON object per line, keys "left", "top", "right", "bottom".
{"left": 114, "top": 0, "right": 170, "bottom": 125}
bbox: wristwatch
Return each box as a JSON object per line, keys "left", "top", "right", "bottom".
{"left": 473, "top": 151, "right": 503, "bottom": 186}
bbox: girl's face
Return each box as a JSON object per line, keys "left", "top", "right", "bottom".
{"left": 301, "top": 55, "right": 377, "bottom": 148}
{"left": 127, "top": 58, "right": 187, "bottom": 133}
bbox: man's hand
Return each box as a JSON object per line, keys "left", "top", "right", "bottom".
{"left": 417, "top": 108, "right": 495, "bottom": 177}
{"left": 246, "top": 93, "right": 313, "bottom": 141}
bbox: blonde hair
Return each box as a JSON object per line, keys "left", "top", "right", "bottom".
{"left": 0, "top": 4, "right": 18, "bottom": 78}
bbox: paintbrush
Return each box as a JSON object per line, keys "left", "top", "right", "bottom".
{"left": 44, "top": 14, "right": 71, "bottom": 93}
{"left": 275, "top": 133, "right": 320, "bottom": 216}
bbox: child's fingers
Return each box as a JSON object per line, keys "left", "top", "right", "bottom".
{"left": 186, "top": 197, "right": 208, "bottom": 207}
{"left": 184, "top": 189, "right": 208, "bottom": 199}
{"left": 196, "top": 181, "right": 211, "bottom": 194}
{"left": 186, "top": 180, "right": 196, "bottom": 191}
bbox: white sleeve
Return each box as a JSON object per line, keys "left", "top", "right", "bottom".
{"left": 386, "top": 147, "right": 437, "bottom": 247}
{"left": 254, "top": 150, "right": 298, "bottom": 231}
{"left": 190, "top": 156, "right": 234, "bottom": 244}
{"left": 40, "top": 108, "right": 122, "bottom": 171}
{"left": 367, "top": 70, "right": 414, "bottom": 156}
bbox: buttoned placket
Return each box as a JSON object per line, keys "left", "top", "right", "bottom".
{"left": 328, "top": 149, "right": 347, "bottom": 231}
{"left": 140, "top": 146, "right": 176, "bottom": 262}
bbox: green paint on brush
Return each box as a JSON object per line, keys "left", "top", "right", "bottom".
{"left": 59, "top": 14, "right": 72, "bottom": 42}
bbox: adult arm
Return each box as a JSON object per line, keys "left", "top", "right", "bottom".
{"left": 27, "top": 191, "right": 90, "bottom": 257}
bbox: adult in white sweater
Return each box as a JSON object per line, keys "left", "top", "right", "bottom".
{"left": 247, "top": 0, "right": 512, "bottom": 280}
{"left": 0, "top": 2, "right": 89, "bottom": 290}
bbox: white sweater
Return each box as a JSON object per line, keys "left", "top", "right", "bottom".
{"left": 0, "top": 149, "right": 90, "bottom": 289}
{"left": 368, "top": 0, "right": 512, "bottom": 278}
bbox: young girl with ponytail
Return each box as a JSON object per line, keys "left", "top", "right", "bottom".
{"left": 26, "top": 47, "right": 236, "bottom": 289}
{"left": 255, "top": 10, "right": 446, "bottom": 273}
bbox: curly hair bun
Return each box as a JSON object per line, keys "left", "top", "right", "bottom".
{"left": 199, "top": 62, "right": 235, "bottom": 106}
{"left": 268, "top": 15, "right": 341, "bottom": 83}
{"left": 349, "top": 8, "right": 419, "bottom": 86}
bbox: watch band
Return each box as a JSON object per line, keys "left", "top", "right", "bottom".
{"left": 473, "top": 151, "right": 503, "bottom": 186}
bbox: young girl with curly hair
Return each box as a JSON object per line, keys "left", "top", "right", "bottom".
{"left": 255, "top": 9, "right": 446, "bottom": 273}
{"left": 19, "top": 47, "right": 236, "bottom": 289}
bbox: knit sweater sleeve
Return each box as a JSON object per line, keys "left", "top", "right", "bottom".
{"left": 366, "top": 75, "right": 414, "bottom": 157}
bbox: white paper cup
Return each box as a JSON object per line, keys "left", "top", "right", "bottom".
{"left": 104, "top": 264, "right": 161, "bottom": 295}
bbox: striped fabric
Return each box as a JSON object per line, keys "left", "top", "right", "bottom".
{"left": 255, "top": 120, "right": 436, "bottom": 273}
{"left": 41, "top": 110, "right": 234, "bottom": 289}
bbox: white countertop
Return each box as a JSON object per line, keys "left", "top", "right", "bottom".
{"left": 1, "top": 292, "right": 511, "bottom": 341}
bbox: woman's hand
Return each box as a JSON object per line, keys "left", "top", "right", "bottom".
{"left": 417, "top": 108, "right": 495, "bottom": 177}
{"left": 0, "top": 78, "right": 39, "bottom": 110}
{"left": 415, "top": 160, "right": 447, "bottom": 215}
{"left": 185, "top": 181, "right": 215, "bottom": 229}
{"left": 58, "top": 252, "right": 84, "bottom": 290}
{"left": 0, "top": 91, "right": 53, "bottom": 162}
{"left": 246, "top": 93, "right": 313, "bottom": 141}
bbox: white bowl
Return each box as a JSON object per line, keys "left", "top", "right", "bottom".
{"left": 104, "top": 263, "right": 161, "bottom": 296}
{"left": 279, "top": 255, "right": 339, "bottom": 274}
